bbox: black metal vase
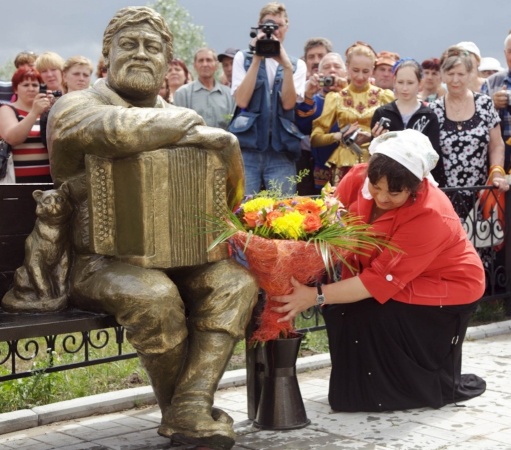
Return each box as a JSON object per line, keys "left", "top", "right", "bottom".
{"left": 254, "top": 332, "right": 311, "bottom": 430}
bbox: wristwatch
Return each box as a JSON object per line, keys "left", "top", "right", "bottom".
{"left": 316, "top": 283, "right": 326, "bottom": 307}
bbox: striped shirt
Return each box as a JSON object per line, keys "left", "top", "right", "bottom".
{"left": 9, "top": 107, "right": 51, "bottom": 180}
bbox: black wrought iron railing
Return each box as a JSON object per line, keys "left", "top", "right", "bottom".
{"left": 1, "top": 185, "right": 510, "bottom": 383}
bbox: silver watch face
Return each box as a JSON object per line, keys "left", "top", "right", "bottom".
{"left": 316, "top": 294, "right": 326, "bottom": 306}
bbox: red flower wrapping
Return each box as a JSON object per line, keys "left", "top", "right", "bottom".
{"left": 231, "top": 231, "right": 329, "bottom": 343}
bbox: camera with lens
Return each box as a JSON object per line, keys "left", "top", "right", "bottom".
{"left": 340, "top": 124, "right": 363, "bottom": 157}
{"left": 319, "top": 76, "right": 335, "bottom": 88}
{"left": 39, "top": 84, "right": 63, "bottom": 98}
{"left": 249, "top": 20, "right": 280, "bottom": 57}
{"left": 344, "top": 129, "right": 359, "bottom": 147}
{"left": 378, "top": 117, "right": 391, "bottom": 129}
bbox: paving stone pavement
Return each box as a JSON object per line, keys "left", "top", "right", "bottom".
{"left": 0, "top": 322, "right": 510, "bottom": 450}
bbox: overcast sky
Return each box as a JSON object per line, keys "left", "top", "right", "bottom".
{"left": 1, "top": 0, "right": 509, "bottom": 80}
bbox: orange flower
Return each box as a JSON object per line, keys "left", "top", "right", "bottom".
{"left": 243, "top": 211, "right": 261, "bottom": 228}
{"left": 302, "top": 213, "right": 322, "bottom": 233}
{"left": 295, "top": 199, "right": 322, "bottom": 216}
{"left": 265, "top": 210, "right": 284, "bottom": 227}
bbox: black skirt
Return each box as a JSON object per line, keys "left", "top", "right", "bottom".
{"left": 322, "top": 298, "right": 486, "bottom": 412}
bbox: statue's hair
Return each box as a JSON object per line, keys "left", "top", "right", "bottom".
{"left": 102, "top": 7, "right": 173, "bottom": 62}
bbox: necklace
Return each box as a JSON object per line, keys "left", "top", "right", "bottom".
{"left": 445, "top": 92, "right": 471, "bottom": 131}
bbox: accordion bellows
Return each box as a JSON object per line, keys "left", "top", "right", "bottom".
{"left": 85, "top": 147, "right": 229, "bottom": 269}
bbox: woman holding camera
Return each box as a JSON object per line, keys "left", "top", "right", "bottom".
{"left": 311, "top": 42, "right": 393, "bottom": 183}
{"left": 0, "top": 68, "right": 52, "bottom": 183}
{"left": 371, "top": 58, "right": 445, "bottom": 186}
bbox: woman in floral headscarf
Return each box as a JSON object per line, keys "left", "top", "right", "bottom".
{"left": 274, "top": 129, "right": 487, "bottom": 413}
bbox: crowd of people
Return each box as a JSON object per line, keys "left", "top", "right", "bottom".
{"left": 1, "top": 6, "right": 510, "bottom": 197}
{"left": 0, "top": 1, "right": 510, "bottom": 437}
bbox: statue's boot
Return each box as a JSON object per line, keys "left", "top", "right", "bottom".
{"left": 159, "top": 330, "right": 237, "bottom": 450}
{"left": 137, "top": 341, "right": 186, "bottom": 428}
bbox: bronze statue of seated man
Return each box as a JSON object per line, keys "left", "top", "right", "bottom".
{"left": 46, "top": 6, "right": 258, "bottom": 450}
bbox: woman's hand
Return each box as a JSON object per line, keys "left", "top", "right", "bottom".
{"left": 304, "top": 73, "right": 321, "bottom": 99}
{"left": 32, "top": 93, "right": 51, "bottom": 115}
{"left": 355, "top": 130, "right": 372, "bottom": 145}
{"left": 371, "top": 121, "right": 389, "bottom": 138}
{"left": 492, "top": 174, "right": 510, "bottom": 192}
{"left": 272, "top": 277, "right": 317, "bottom": 323}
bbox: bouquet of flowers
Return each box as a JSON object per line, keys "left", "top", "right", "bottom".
{"left": 206, "top": 183, "right": 390, "bottom": 343}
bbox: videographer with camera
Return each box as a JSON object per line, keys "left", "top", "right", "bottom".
{"left": 296, "top": 52, "right": 348, "bottom": 192}
{"left": 230, "top": 2, "right": 306, "bottom": 195}
{"left": 0, "top": 68, "right": 53, "bottom": 183}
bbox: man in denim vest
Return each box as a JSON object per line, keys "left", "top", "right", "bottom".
{"left": 230, "top": 2, "right": 306, "bottom": 195}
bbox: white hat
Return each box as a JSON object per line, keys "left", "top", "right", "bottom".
{"left": 479, "top": 56, "right": 505, "bottom": 72}
{"left": 369, "top": 130, "right": 439, "bottom": 181}
{"left": 456, "top": 41, "right": 481, "bottom": 60}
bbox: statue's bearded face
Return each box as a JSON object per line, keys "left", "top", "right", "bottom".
{"left": 106, "top": 23, "right": 167, "bottom": 100}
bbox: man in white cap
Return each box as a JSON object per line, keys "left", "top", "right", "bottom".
{"left": 479, "top": 56, "right": 505, "bottom": 78}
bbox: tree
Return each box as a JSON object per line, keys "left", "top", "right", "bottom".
{"left": 148, "top": 0, "right": 207, "bottom": 69}
{"left": 0, "top": 59, "right": 14, "bottom": 81}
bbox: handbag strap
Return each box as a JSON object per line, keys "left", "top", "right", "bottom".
{"left": 0, "top": 104, "right": 23, "bottom": 122}
{"left": 0, "top": 105, "right": 22, "bottom": 157}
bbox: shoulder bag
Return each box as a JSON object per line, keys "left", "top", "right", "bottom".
{"left": 0, "top": 104, "right": 22, "bottom": 183}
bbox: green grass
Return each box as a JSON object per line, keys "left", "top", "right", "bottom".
{"left": 470, "top": 298, "right": 508, "bottom": 325}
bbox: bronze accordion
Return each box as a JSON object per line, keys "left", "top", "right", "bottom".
{"left": 85, "top": 147, "right": 229, "bottom": 269}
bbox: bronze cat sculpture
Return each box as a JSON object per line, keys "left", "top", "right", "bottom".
{"left": 1, "top": 185, "right": 73, "bottom": 312}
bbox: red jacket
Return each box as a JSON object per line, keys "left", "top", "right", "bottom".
{"left": 335, "top": 164, "right": 485, "bottom": 306}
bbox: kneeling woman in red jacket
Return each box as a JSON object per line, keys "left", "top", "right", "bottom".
{"left": 274, "top": 129, "right": 486, "bottom": 412}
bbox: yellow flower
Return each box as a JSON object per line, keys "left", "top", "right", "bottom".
{"left": 314, "top": 198, "right": 326, "bottom": 211}
{"left": 271, "top": 211, "right": 305, "bottom": 240}
{"left": 242, "top": 197, "right": 275, "bottom": 213}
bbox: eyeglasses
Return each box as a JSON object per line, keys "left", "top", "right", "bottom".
{"left": 101, "top": 67, "right": 107, "bottom": 73}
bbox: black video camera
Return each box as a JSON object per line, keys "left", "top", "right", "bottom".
{"left": 319, "top": 76, "right": 335, "bottom": 88}
{"left": 249, "top": 20, "right": 280, "bottom": 57}
{"left": 39, "top": 84, "right": 63, "bottom": 98}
